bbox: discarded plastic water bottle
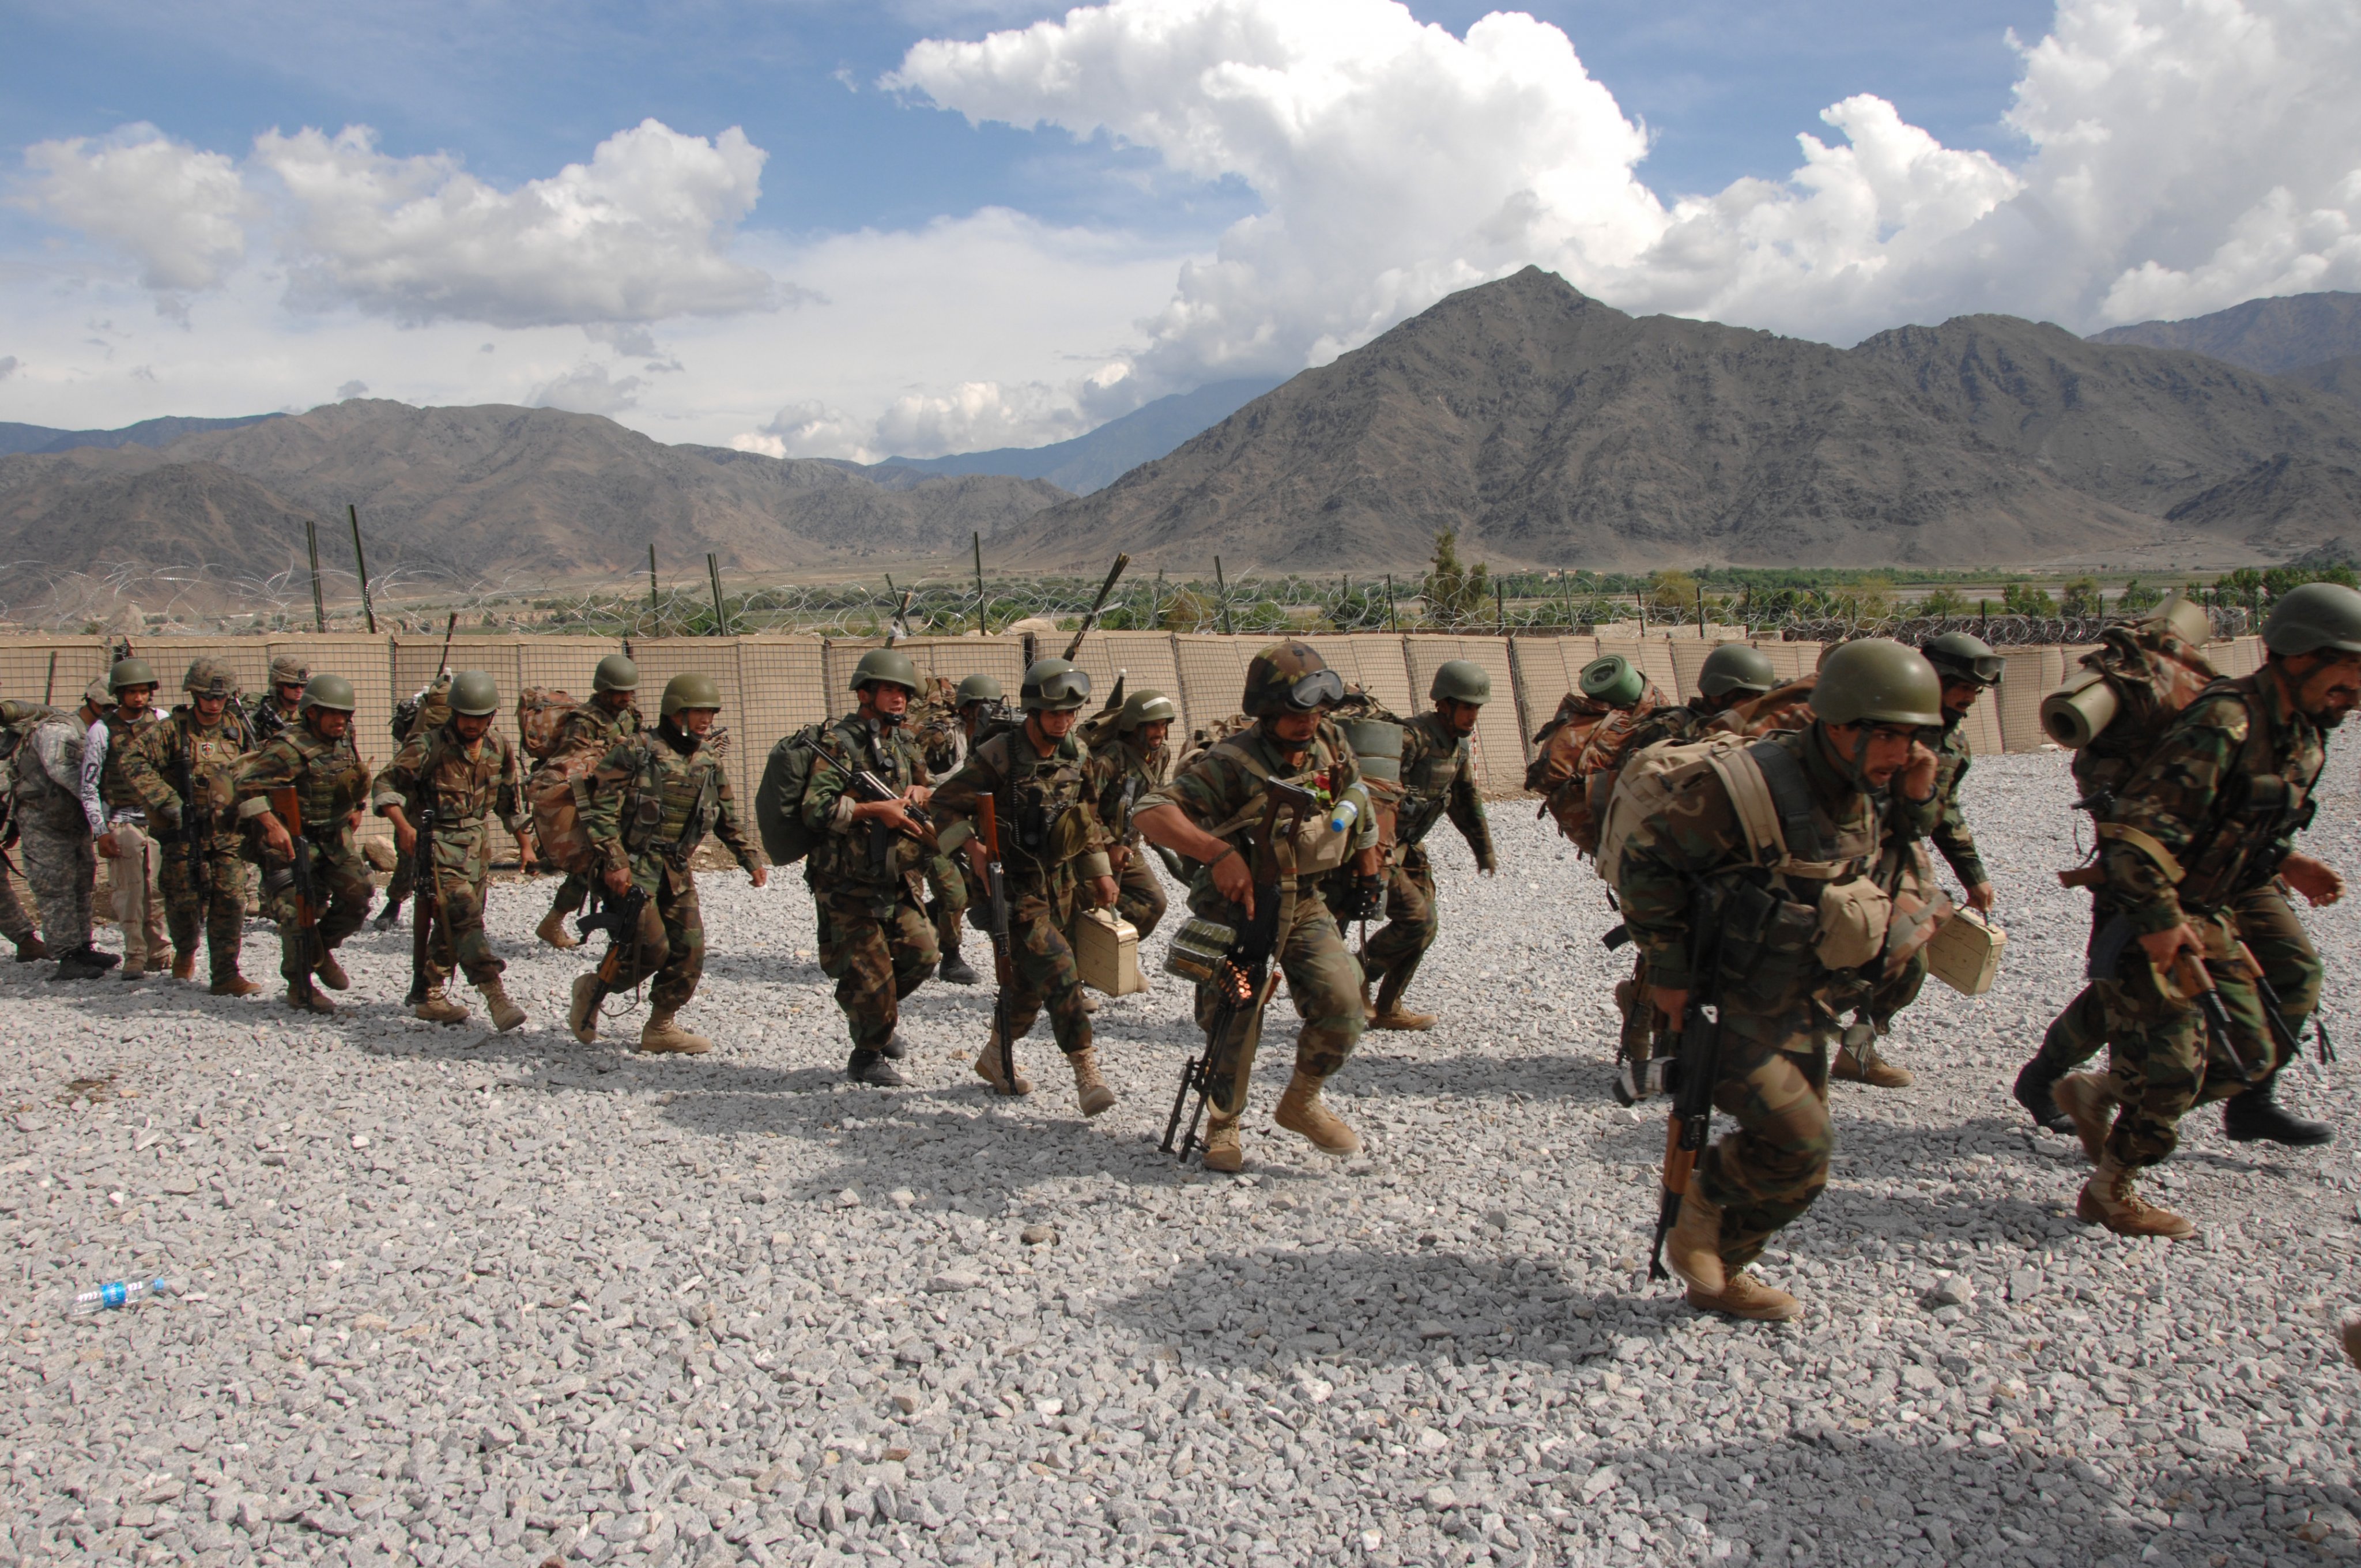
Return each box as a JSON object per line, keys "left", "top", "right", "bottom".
{"left": 69, "top": 1276, "right": 180, "bottom": 1316}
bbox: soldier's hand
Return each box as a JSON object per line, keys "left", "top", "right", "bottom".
{"left": 2137, "top": 922, "right": 2205, "bottom": 971}
{"left": 603, "top": 865, "right": 633, "bottom": 898}
{"left": 2282, "top": 852, "right": 2345, "bottom": 907}
{"left": 749, "top": 863, "right": 770, "bottom": 889}
{"left": 517, "top": 845, "right": 538, "bottom": 875}
{"left": 854, "top": 797, "right": 918, "bottom": 836}
{"left": 392, "top": 820, "right": 417, "bottom": 858}
{"left": 1899, "top": 741, "right": 1939, "bottom": 802}
{"left": 1651, "top": 986, "right": 1687, "bottom": 1032}
{"left": 1088, "top": 873, "right": 1118, "bottom": 909}
{"left": 259, "top": 818, "right": 292, "bottom": 861}
{"left": 96, "top": 830, "right": 119, "bottom": 861}
{"left": 1967, "top": 881, "right": 1995, "bottom": 914}
{"left": 906, "top": 785, "right": 933, "bottom": 808}
{"left": 1211, "top": 844, "right": 1254, "bottom": 913}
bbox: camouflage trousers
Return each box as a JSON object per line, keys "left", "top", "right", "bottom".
{"left": 159, "top": 832, "right": 246, "bottom": 981}
{"left": 546, "top": 869, "right": 593, "bottom": 923}
{"left": 17, "top": 806, "right": 93, "bottom": 953}
{"left": 103, "top": 819, "right": 169, "bottom": 970}
{"left": 926, "top": 854, "right": 968, "bottom": 964}
{"left": 1112, "top": 850, "right": 1167, "bottom": 939}
{"left": 1190, "top": 881, "right": 1364, "bottom": 1116}
{"left": 604, "top": 865, "right": 707, "bottom": 1015}
{"left": 1692, "top": 1006, "right": 1836, "bottom": 1271}
{"left": 995, "top": 895, "right": 1091, "bottom": 1057}
{"left": 1617, "top": 949, "right": 1664, "bottom": 1068}
{"left": 0, "top": 846, "right": 35, "bottom": 945}
{"left": 1355, "top": 844, "right": 1440, "bottom": 991}
{"left": 1869, "top": 949, "right": 1929, "bottom": 1033}
{"left": 264, "top": 839, "right": 374, "bottom": 983}
{"left": 416, "top": 831, "right": 504, "bottom": 990}
{"left": 816, "top": 887, "right": 938, "bottom": 1053}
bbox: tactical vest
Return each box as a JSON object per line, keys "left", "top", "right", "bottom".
{"left": 621, "top": 729, "right": 727, "bottom": 870}
{"left": 975, "top": 730, "right": 1095, "bottom": 879}
{"left": 99, "top": 709, "right": 161, "bottom": 812}
{"left": 1091, "top": 737, "right": 1164, "bottom": 842}
{"left": 803, "top": 717, "right": 927, "bottom": 887}
{"left": 265, "top": 727, "right": 371, "bottom": 834}
{"left": 2105, "top": 677, "right": 2321, "bottom": 915}
{"left": 405, "top": 726, "right": 511, "bottom": 828}
{"left": 1393, "top": 715, "right": 1470, "bottom": 849}
{"left": 1193, "top": 723, "right": 1359, "bottom": 884}
{"left": 163, "top": 706, "right": 252, "bottom": 821}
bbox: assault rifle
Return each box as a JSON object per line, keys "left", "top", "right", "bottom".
{"left": 176, "top": 740, "right": 210, "bottom": 906}
{"left": 1650, "top": 884, "right": 1724, "bottom": 1281}
{"left": 1061, "top": 552, "right": 1132, "bottom": 661}
{"left": 851, "top": 769, "right": 937, "bottom": 854}
{"left": 2172, "top": 949, "right": 2254, "bottom": 1084}
{"left": 1163, "top": 778, "right": 1318, "bottom": 1160}
{"left": 269, "top": 786, "right": 323, "bottom": 997}
{"left": 974, "top": 793, "right": 1019, "bottom": 1093}
{"left": 573, "top": 884, "right": 648, "bottom": 1029}
{"left": 2243, "top": 940, "right": 2335, "bottom": 1065}
{"left": 403, "top": 806, "right": 437, "bottom": 1007}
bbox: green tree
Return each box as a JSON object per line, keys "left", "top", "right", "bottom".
{"left": 1157, "top": 586, "right": 1213, "bottom": 631}
{"left": 2002, "top": 580, "right": 2058, "bottom": 616}
{"left": 1918, "top": 586, "right": 1970, "bottom": 617}
{"left": 2116, "top": 578, "right": 2163, "bottom": 615}
{"left": 1647, "top": 568, "right": 1699, "bottom": 620}
{"left": 1424, "top": 530, "right": 1491, "bottom": 628}
{"left": 2060, "top": 576, "right": 2103, "bottom": 617}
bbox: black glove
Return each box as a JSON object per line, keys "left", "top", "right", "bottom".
{"left": 1336, "top": 870, "right": 1386, "bottom": 922}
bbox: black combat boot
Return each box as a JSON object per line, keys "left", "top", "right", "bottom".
{"left": 937, "top": 949, "right": 980, "bottom": 986}
{"left": 373, "top": 896, "right": 403, "bottom": 932}
{"left": 847, "top": 1049, "right": 907, "bottom": 1088}
{"left": 2012, "top": 1046, "right": 2076, "bottom": 1136}
{"left": 878, "top": 1031, "right": 910, "bottom": 1061}
{"left": 2223, "top": 1077, "right": 2334, "bottom": 1147}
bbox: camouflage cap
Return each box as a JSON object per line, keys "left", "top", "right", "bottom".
{"left": 83, "top": 678, "right": 114, "bottom": 708}
{"left": 268, "top": 654, "right": 310, "bottom": 686}
{"left": 181, "top": 657, "right": 234, "bottom": 698}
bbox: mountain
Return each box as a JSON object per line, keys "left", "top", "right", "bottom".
{"left": 0, "top": 412, "right": 283, "bottom": 458}
{"left": 997, "top": 267, "right": 2361, "bottom": 572}
{"left": 2087, "top": 293, "right": 2361, "bottom": 375}
{"left": 853, "top": 376, "right": 1286, "bottom": 495}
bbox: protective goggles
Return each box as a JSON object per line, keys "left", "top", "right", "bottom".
{"left": 1280, "top": 669, "right": 1348, "bottom": 711}
{"left": 1032, "top": 668, "right": 1092, "bottom": 705}
{"left": 1932, "top": 652, "right": 2004, "bottom": 687}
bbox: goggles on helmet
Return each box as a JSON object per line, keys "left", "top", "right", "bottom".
{"left": 1932, "top": 651, "right": 2004, "bottom": 685}
{"left": 1279, "top": 669, "right": 1347, "bottom": 712}
{"left": 1033, "top": 668, "right": 1092, "bottom": 706}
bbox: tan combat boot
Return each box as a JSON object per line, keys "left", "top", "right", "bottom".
{"left": 1690, "top": 1271, "right": 1802, "bottom": 1322}
{"left": 1370, "top": 970, "right": 1435, "bottom": 1032}
{"left": 286, "top": 982, "right": 335, "bottom": 1017}
{"left": 2077, "top": 1151, "right": 2195, "bottom": 1239}
{"left": 567, "top": 974, "right": 601, "bottom": 1045}
{"left": 1201, "top": 1109, "right": 1244, "bottom": 1173}
{"left": 1273, "top": 1069, "right": 1362, "bottom": 1155}
{"left": 477, "top": 979, "right": 527, "bottom": 1033}
{"left": 413, "top": 986, "right": 469, "bottom": 1024}
{"left": 210, "top": 972, "right": 261, "bottom": 998}
{"left": 974, "top": 1031, "right": 1033, "bottom": 1095}
{"left": 2343, "top": 1318, "right": 2361, "bottom": 1371}
{"left": 1359, "top": 977, "right": 1377, "bottom": 1025}
{"left": 1831, "top": 1041, "right": 1914, "bottom": 1088}
{"left": 312, "top": 948, "right": 350, "bottom": 991}
{"left": 1663, "top": 1189, "right": 1727, "bottom": 1297}
{"left": 2053, "top": 1072, "right": 2119, "bottom": 1164}
{"left": 1068, "top": 1047, "right": 1115, "bottom": 1117}
{"left": 639, "top": 1013, "right": 712, "bottom": 1055}
{"left": 536, "top": 908, "right": 580, "bottom": 950}
{"left": 171, "top": 948, "right": 195, "bottom": 982}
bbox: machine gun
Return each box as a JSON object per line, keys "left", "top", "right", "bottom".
{"left": 572, "top": 884, "right": 649, "bottom": 1031}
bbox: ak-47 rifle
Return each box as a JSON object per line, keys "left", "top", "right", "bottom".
{"left": 2242, "top": 939, "right": 2336, "bottom": 1065}
{"left": 176, "top": 736, "right": 210, "bottom": 908}
{"left": 1163, "top": 778, "right": 1318, "bottom": 1160}
{"left": 1650, "top": 884, "right": 1725, "bottom": 1280}
{"left": 403, "top": 806, "right": 437, "bottom": 1006}
{"left": 852, "top": 770, "right": 937, "bottom": 853}
{"left": 268, "top": 786, "right": 322, "bottom": 993}
{"left": 573, "top": 883, "right": 648, "bottom": 1030}
{"left": 2172, "top": 948, "right": 2255, "bottom": 1083}
{"left": 975, "top": 793, "right": 1019, "bottom": 1093}
{"left": 1061, "top": 553, "right": 1132, "bottom": 661}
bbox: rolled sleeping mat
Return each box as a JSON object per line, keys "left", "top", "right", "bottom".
{"left": 1580, "top": 654, "right": 1646, "bottom": 709}
{"left": 2041, "top": 667, "right": 2118, "bottom": 749}
{"left": 1340, "top": 717, "right": 1405, "bottom": 782}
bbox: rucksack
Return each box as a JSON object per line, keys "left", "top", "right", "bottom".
{"left": 753, "top": 723, "right": 830, "bottom": 866}
{"left": 517, "top": 688, "right": 576, "bottom": 760}
{"left": 2058, "top": 621, "right": 2219, "bottom": 806}
{"left": 393, "top": 673, "right": 450, "bottom": 744}
{"left": 1527, "top": 683, "right": 1671, "bottom": 854}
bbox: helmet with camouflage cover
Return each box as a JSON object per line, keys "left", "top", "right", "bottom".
{"left": 300, "top": 673, "right": 357, "bottom": 713}
{"left": 955, "top": 673, "right": 1004, "bottom": 708}
{"left": 267, "top": 654, "right": 309, "bottom": 687}
{"left": 1809, "top": 639, "right": 1943, "bottom": 728}
{"left": 851, "top": 647, "right": 920, "bottom": 694}
{"left": 1241, "top": 640, "right": 1345, "bottom": 717}
{"left": 1116, "top": 689, "right": 1178, "bottom": 732}
{"left": 82, "top": 678, "right": 114, "bottom": 709}
{"left": 660, "top": 672, "right": 722, "bottom": 719}
{"left": 1428, "top": 659, "right": 1492, "bottom": 706}
{"left": 449, "top": 669, "right": 501, "bottom": 717}
{"left": 593, "top": 654, "right": 639, "bottom": 693}
{"left": 1020, "top": 657, "right": 1091, "bottom": 713}
{"left": 181, "top": 657, "right": 234, "bottom": 699}
{"left": 1919, "top": 631, "right": 2002, "bottom": 688}
{"left": 109, "top": 656, "right": 156, "bottom": 693}
{"left": 2263, "top": 581, "right": 2361, "bottom": 657}
{"left": 1698, "top": 643, "right": 1776, "bottom": 700}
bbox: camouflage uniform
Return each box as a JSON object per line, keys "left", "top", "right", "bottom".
{"left": 795, "top": 714, "right": 940, "bottom": 1055}
{"left": 82, "top": 703, "right": 170, "bottom": 971}
{"left": 1344, "top": 710, "right": 1492, "bottom": 1009}
{"left": 1872, "top": 721, "right": 1984, "bottom": 1027}
{"left": 538, "top": 697, "right": 640, "bottom": 930}
{"left": 374, "top": 721, "right": 526, "bottom": 991}
{"left": 1085, "top": 728, "right": 1172, "bottom": 937}
{"left": 233, "top": 719, "right": 376, "bottom": 985}
{"left": 118, "top": 699, "right": 255, "bottom": 983}
{"left": 581, "top": 721, "right": 759, "bottom": 1015}
{"left": 917, "top": 713, "right": 972, "bottom": 970}
{"left": 378, "top": 674, "right": 451, "bottom": 918}
{"left": 932, "top": 730, "right": 1114, "bottom": 1059}
{"left": 1615, "top": 728, "right": 1889, "bottom": 1271}
{"left": 15, "top": 708, "right": 97, "bottom": 958}
{"left": 1600, "top": 699, "right": 1725, "bottom": 1084}
{"left": 1140, "top": 718, "right": 1371, "bottom": 1115}
{"left": 2088, "top": 673, "right": 2325, "bottom": 1167}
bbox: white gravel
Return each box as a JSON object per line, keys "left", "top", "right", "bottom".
{"left": 3, "top": 748, "right": 2360, "bottom": 1567}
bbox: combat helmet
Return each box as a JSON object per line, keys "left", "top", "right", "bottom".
{"left": 2263, "top": 582, "right": 2361, "bottom": 657}
{"left": 1919, "top": 631, "right": 2002, "bottom": 688}
{"left": 268, "top": 654, "right": 310, "bottom": 688}
{"left": 593, "top": 654, "right": 640, "bottom": 693}
{"left": 181, "top": 658, "right": 234, "bottom": 699}
{"left": 1116, "top": 689, "right": 1178, "bottom": 732}
{"left": 1242, "top": 640, "right": 1345, "bottom": 717}
{"left": 1698, "top": 643, "right": 1776, "bottom": 700}
{"left": 1428, "top": 659, "right": 1492, "bottom": 706}
{"left": 660, "top": 672, "right": 722, "bottom": 719}
{"left": 955, "top": 674, "right": 1005, "bottom": 708}
{"left": 1809, "top": 639, "right": 1943, "bottom": 728}
{"left": 109, "top": 656, "right": 157, "bottom": 693}
{"left": 1020, "top": 658, "right": 1091, "bottom": 713}
{"left": 300, "top": 673, "right": 357, "bottom": 713}
{"left": 449, "top": 670, "right": 501, "bottom": 718}
{"left": 851, "top": 647, "right": 920, "bottom": 694}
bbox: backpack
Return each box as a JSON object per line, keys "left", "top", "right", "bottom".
{"left": 393, "top": 673, "right": 451, "bottom": 744}
{"left": 2057, "top": 621, "right": 2219, "bottom": 806}
{"left": 517, "top": 688, "right": 576, "bottom": 760}
{"left": 754, "top": 723, "right": 829, "bottom": 866}
{"left": 1526, "top": 684, "right": 1672, "bottom": 854}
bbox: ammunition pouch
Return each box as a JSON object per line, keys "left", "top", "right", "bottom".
{"left": 1812, "top": 875, "right": 1892, "bottom": 971}
{"left": 1713, "top": 877, "right": 1821, "bottom": 1009}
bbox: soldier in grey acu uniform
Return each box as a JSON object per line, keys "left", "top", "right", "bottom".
{"left": 17, "top": 683, "right": 115, "bottom": 978}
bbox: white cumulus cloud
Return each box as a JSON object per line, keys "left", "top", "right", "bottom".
{"left": 15, "top": 125, "right": 254, "bottom": 294}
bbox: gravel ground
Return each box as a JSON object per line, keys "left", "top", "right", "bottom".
{"left": 3, "top": 748, "right": 2360, "bottom": 1568}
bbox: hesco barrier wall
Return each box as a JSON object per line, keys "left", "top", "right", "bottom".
{"left": 17, "top": 632, "right": 2267, "bottom": 851}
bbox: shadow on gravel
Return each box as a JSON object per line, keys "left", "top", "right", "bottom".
{"left": 1353, "top": 1050, "right": 1610, "bottom": 1104}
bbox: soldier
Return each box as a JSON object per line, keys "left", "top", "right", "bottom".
{"left": 917, "top": 673, "right": 1006, "bottom": 988}
{"left": 2049, "top": 585, "right": 2359, "bottom": 1238}
{"left": 18, "top": 683, "right": 114, "bottom": 978}
{"left": 372, "top": 671, "right": 452, "bottom": 932}
{"left": 374, "top": 670, "right": 533, "bottom": 1030}
{"left": 80, "top": 657, "right": 170, "bottom": 977}
{"left": 1135, "top": 640, "right": 1381, "bottom": 1172}
{"left": 933, "top": 658, "right": 1121, "bottom": 1113}
{"left": 1617, "top": 639, "right": 1943, "bottom": 1320}
{"left": 1345, "top": 660, "right": 1499, "bottom": 1031}
{"left": 956, "top": 674, "right": 1010, "bottom": 745}
{"left": 233, "top": 674, "right": 376, "bottom": 1014}
{"left": 1086, "top": 688, "right": 1178, "bottom": 940}
{"left": 248, "top": 654, "right": 308, "bottom": 747}
{"left": 532, "top": 654, "right": 643, "bottom": 951}
{"left": 572, "top": 673, "right": 767, "bottom": 1055}
{"left": 791, "top": 650, "right": 937, "bottom": 1085}
{"left": 116, "top": 659, "right": 259, "bottom": 993}
{"left": 1838, "top": 632, "right": 2004, "bottom": 1087}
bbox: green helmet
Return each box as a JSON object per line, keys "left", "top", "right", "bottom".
{"left": 1809, "top": 639, "right": 1943, "bottom": 728}
{"left": 300, "top": 673, "right": 357, "bottom": 714}
{"left": 181, "top": 657, "right": 233, "bottom": 699}
{"left": 593, "top": 654, "right": 640, "bottom": 693}
{"left": 1428, "top": 659, "right": 1492, "bottom": 706}
{"left": 267, "top": 654, "right": 310, "bottom": 687}
{"left": 1919, "top": 631, "right": 2002, "bottom": 688}
{"left": 851, "top": 647, "right": 920, "bottom": 695}
{"left": 448, "top": 669, "right": 501, "bottom": 718}
{"left": 660, "top": 672, "right": 722, "bottom": 719}
{"left": 1117, "top": 689, "right": 1179, "bottom": 732}
{"left": 1020, "top": 657, "right": 1091, "bottom": 713}
{"left": 2262, "top": 582, "right": 2361, "bottom": 656}
{"left": 1578, "top": 654, "right": 1645, "bottom": 710}
{"left": 1242, "top": 640, "right": 1345, "bottom": 717}
{"left": 1698, "top": 643, "right": 1776, "bottom": 700}
{"left": 109, "top": 657, "right": 156, "bottom": 693}
{"left": 955, "top": 673, "right": 1005, "bottom": 707}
